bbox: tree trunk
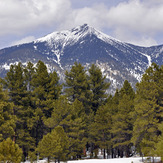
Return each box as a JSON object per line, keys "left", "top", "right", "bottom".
{"left": 118, "top": 148, "right": 120, "bottom": 158}
{"left": 90, "top": 143, "right": 94, "bottom": 158}
{"left": 120, "top": 149, "right": 123, "bottom": 158}
{"left": 107, "top": 148, "right": 110, "bottom": 159}
{"left": 83, "top": 148, "right": 86, "bottom": 157}
{"left": 48, "top": 157, "right": 50, "bottom": 163}
{"left": 103, "top": 148, "right": 106, "bottom": 159}
{"left": 125, "top": 145, "right": 130, "bottom": 157}
{"left": 152, "top": 157, "right": 155, "bottom": 163}
{"left": 142, "top": 156, "right": 144, "bottom": 162}
{"left": 111, "top": 146, "right": 114, "bottom": 158}
{"left": 113, "top": 148, "right": 117, "bottom": 158}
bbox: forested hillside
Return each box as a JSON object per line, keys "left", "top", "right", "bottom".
{"left": 0, "top": 61, "right": 162, "bottom": 163}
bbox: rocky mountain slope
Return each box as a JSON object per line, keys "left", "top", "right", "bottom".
{"left": 0, "top": 24, "right": 162, "bottom": 93}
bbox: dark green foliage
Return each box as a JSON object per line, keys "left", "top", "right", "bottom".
{"left": 1, "top": 61, "right": 62, "bottom": 160}
{"left": 1, "top": 60, "right": 163, "bottom": 161}
{"left": 32, "top": 60, "right": 62, "bottom": 118}
{"left": 0, "top": 85, "right": 16, "bottom": 140}
{"left": 88, "top": 64, "right": 110, "bottom": 113}
{"left": 89, "top": 104, "right": 112, "bottom": 158}
{"left": 111, "top": 81, "right": 135, "bottom": 157}
{"left": 0, "top": 138, "right": 22, "bottom": 163}
{"left": 65, "top": 62, "right": 92, "bottom": 114}
{"left": 132, "top": 63, "right": 163, "bottom": 156}
{"left": 2, "top": 63, "right": 35, "bottom": 159}
{"left": 45, "top": 96, "right": 87, "bottom": 159}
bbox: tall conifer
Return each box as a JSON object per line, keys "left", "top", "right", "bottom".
{"left": 132, "top": 63, "right": 163, "bottom": 156}
{"left": 65, "top": 62, "right": 91, "bottom": 114}
{"left": 0, "top": 85, "right": 16, "bottom": 140}
{"left": 88, "top": 64, "right": 110, "bottom": 113}
{"left": 111, "top": 80, "right": 135, "bottom": 157}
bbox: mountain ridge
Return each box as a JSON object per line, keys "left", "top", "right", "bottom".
{"left": 0, "top": 24, "right": 162, "bottom": 93}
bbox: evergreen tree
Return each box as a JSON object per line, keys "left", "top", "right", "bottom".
{"left": 88, "top": 64, "right": 110, "bottom": 113}
{"left": 119, "top": 80, "right": 135, "bottom": 99}
{"left": 106, "top": 89, "right": 120, "bottom": 158}
{"left": 155, "top": 123, "right": 163, "bottom": 161}
{"left": 0, "top": 138, "right": 22, "bottom": 163}
{"left": 111, "top": 80, "right": 135, "bottom": 157}
{"left": 89, "top": 104, "right": 112, "bottom": 158}
{"left": 45, "top": 96, "right": 87, "bottom": 159}
{"left": 37, "top": 126, "right": 69, "bottom": 163}
{"left": 132, "top": 63, "right": 163, "bottom": 157}
{"left": 44, "top": 96, "right": 72, "bottom": 130}
{"left": 67, "top": 99, "right": 87, "bottom": 159}
{"left": 0, "top": 85, "right": 16, "bottom": 140}
{"left": 2, "top": 63, "right": 35, "bottom": 159}
{"left": 24, "top": 62, "right": 36, "bottom": 92}
{"left": 65, "top": 62, "right": 91, "bottom": 114}
{"left": 31, "top": 60, "right": 62, "bottom": 145}
{"left": 1, "top": 61, "right": 62, "bottom": 160}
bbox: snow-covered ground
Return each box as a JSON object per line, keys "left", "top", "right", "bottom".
{"left": 68, "top": 158, "right": 142, "bottom": 163}
{"left": 36, "top": 157, "right": 161, "bottom": 163}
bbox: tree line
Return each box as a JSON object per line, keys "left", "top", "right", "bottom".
{"left": 0, "top": 61, "right": 162, "bottom": 163}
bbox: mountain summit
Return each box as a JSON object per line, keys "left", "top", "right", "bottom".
{"left": 36, "top": 24, "right": 119, "bottom": 46}
{"left": 0, "top": 24, "right": 162, "bottom": 93}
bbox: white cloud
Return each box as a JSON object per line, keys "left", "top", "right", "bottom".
{"left": 58, "top": 3, "right": 108, "bottom": 31}
{"left": 106, "top": 0, "right": 163, "bottom": 33}
{"left": 1, "top": 0, "right": 163, "bottom": 47}
{"left": 114, "top": 27, "right": 157, "bottom": 46}
{"left": 0, "top": 0, "right": 71, "bottom": 36}
{"left": 11, "top": 36, "right": 36, "bottom": 46}
{"left": 59, "top": 0, "right": 163, "bottom": 46}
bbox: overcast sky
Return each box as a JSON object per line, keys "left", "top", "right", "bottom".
{"left": 1, "top": 0, "right": 163, "bottom": 49}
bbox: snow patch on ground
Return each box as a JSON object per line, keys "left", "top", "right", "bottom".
{"left": 139, "top": 52, "right": 152, "bottom": 67}
{"left": 1, "top": 62, "right": 28, "bottom": 70}
{"left": 30, "top": 157, "right": 161, "bottom": 163}
{"left": 126, "top": 68, "right": 142, "bottom": 82}
{"left": 51, "top": 50, "right": 63, "bottom": 70}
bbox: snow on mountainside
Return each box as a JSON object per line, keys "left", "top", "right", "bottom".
{"left": 36, "top": 24, "right": 121, "bottom": 46}
{"left": 0, "top": 24, "right": 162, "bottom": 93}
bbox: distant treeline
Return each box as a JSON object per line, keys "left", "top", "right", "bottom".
{"left": 0, "top": 61, "right": 162, "bottom": 163}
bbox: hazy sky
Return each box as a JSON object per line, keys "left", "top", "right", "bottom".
{"left": 1, "top": 0, "right": 163, "bottom": 49}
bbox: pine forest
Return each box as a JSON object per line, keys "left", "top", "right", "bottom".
{"left": 0, "top": 61, "right": 162, "bottom": 163}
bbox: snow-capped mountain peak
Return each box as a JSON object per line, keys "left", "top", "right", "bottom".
{"left": 35, "top": 24, "right": 122, "bottom": 48}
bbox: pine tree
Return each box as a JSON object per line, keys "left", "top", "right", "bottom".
{"left": 155, "top": 122, "right": 163, "bottom": 161}
{"left": 0, "top": 85, "right": 16, "bottom": 140}
{"left": 88, "top": 64, "right": 110, "bottom": 113}
{"left": 1, "top": 61, "right": 62, "bottom": 160}
{"left": 65, "top": 62, "right": 91, "bottom": 114}
{"left": 31, "top": 60, "right": 62, "bottom": 145}
{"left": 44, "top": 96, "right": 72, "bottom": 130}
{"left": 111, "top": 80, "right": 135, "bottom": 157}
{"left": 45, "top": 96, "right": 87, "bottom": 159}
{"left": 37, "top": 126, "right": 69, "bottom": 163}
{"left": 89, "top": 104, "right": 112, "bottom": 158}
{"left": 24, "top": 62, "right": 36, "bottom": 92}
{"left": 2, "top": 62, "right": 35, "bottom": 159}
{"left": 32, "top": 60, "right": 62, "bottom": 117}
{"left": 106, "top": 89, "right": 120, "bottom": 158}
{"left": 132, "top": 63, "right": 163, "bottom": 157}
{"left": 67, "top": 99, "right": 87, "bottom": 159}
{"left": 0, "top": 138, "right": 22, "bottom": 163}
